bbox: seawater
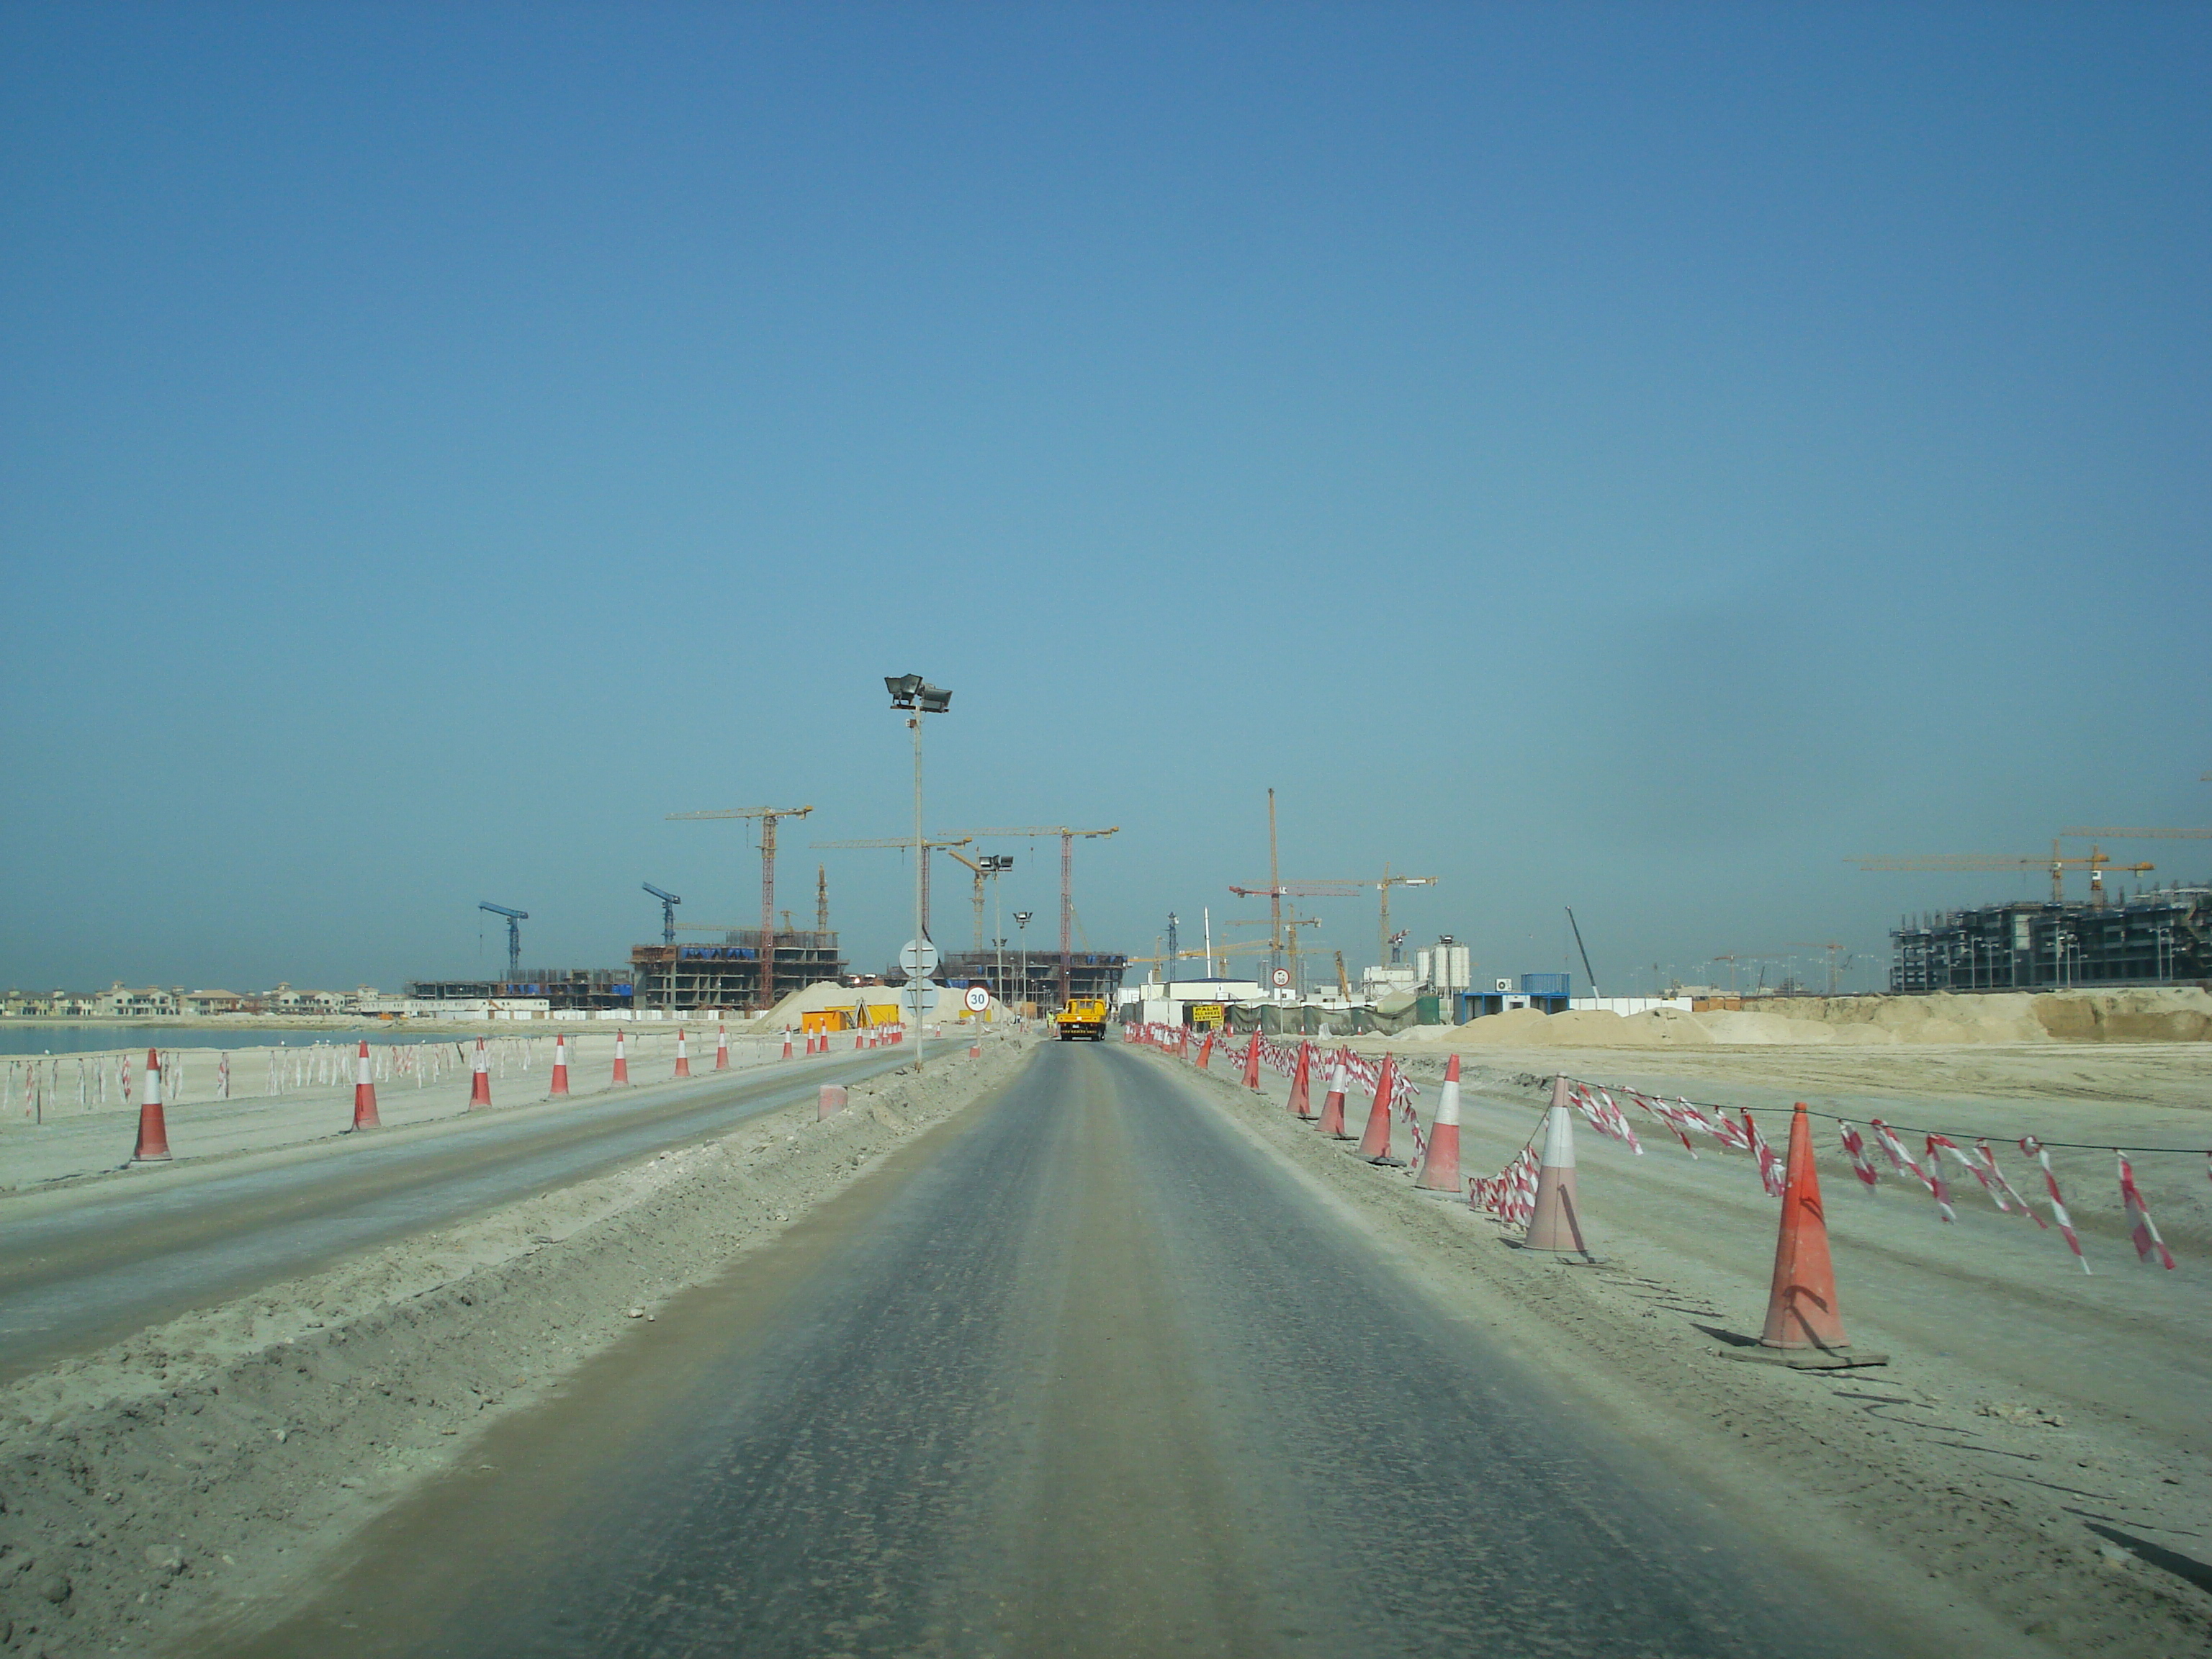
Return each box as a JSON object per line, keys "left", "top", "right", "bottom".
{"left": 0, "top": 1025, "right": 460, "bottom": 1058}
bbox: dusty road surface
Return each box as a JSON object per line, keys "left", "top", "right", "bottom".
{"left": 210, "top": 1043, "right": 1899, "bottom": 1659}
{"left": 0, "top": 1048, "right": 909, "bottom": 1379}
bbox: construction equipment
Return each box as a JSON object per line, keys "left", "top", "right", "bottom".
{"left": 2062, "top": 826, "right": 2212, "bottom": 840}
{"left": 1225, "top": 911, "right": 1323, "bottom": 995}
{"left": 943, "top": 848, "right": 1017, "bottom": 956}
{"left": 1334, "top": 950, "right": 1351, "bottom": 1000}
{"left": 477, "top": 902, "right": 528, "bottom": 981}
{"left": 932, "top": 826, "right": 1119, "bottom": 1007}
{"left": 1786, "top": 942, "right": 1853, "bottom": 997}
{"left": 815, "top": 865, "right": 830, "bottom": 934}
{"left": 810, "top": 835, "right": 974, "bottom": 938}
{"left": 1227, "top": 789, "right": 1362, "bottom": 986}
{"left": 1367, "top": 866, "right": 1439, "bottom": 966}
{"left": 1127, "top": 938, "right": 1268, "bottom": 966}
{"left": 642, "top": 884, "right": 681, "bottom": 945}
{"left": 669, "top": 806, "right": 814, "bottom": 1009}
{"left": 1565, "top": 907, "right": 1599, "bottom": 997}
{"left": 1848, "top": 840, "right": 2153, "bottom": 907}
{"left": 1053, "top": 996, "right": 1110, "bottom": 1042}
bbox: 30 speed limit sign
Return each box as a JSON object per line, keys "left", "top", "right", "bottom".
{"left": 963, "top": 985, "right": 991, "bottom": 1013}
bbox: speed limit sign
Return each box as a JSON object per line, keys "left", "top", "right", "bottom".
{"left": 963, "top": 985, "right": 991, "bottom": 1013}
{"left": 1271, "top": 968, "right": 1292, "bottom": 988}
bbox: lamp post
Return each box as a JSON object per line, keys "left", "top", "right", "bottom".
{"left": 886, "top": 673, "right": 952, "bottom": 1069}
{"left": 980, "top": 855, "right": 1013, "bottom": 1008}
{"left": 1013, "top": 910, "right": 1034, "bottom": 1022}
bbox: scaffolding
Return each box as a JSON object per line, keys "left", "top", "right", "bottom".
{"left": 1890, "top": 885, "right": 2210, "bottom": 992}
{"left": 405, "top": 967, "right": 634, "bottom": 1010}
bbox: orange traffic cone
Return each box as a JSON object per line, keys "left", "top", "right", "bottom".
{"left": 1316, "top": 1048, "right": 1352, "bottom": 1137}
{"left": 782, "top": 1028, "right": 793, "bottom": 1060}
{"left": 132, "top": 1047, "right": 171, "bottom": 1161}
{"left": 351, "top": 1040, "right": 381, "bottom": 1130}
{"left": 611, "top": 1029, "right": 629, "bottom": 1086}
{"left": 1732, "top": 1104, "right": 1887, "bottom": 1367}
{"left": 1357, "top": 1055, "right": 1402, "bottom": 1164}
{"left": 674, "top": 1028, "right": 692, "bottom": 1078}
{"left": 468, "top": 1038, "right": 493, "bottom": 1109}
{"left": 1414, "top": 1055, "right": 1463, "bottom": 1192}
{"left": 549, "top": 1033, "right": 571, "bottom": 1097}
{"left": 1523, "top": 1078, "right": 1590, "bottom": 1254}
{"left": 1241, "top": 1030, "right": 1262, "bottom": 1089}
{"left": 1287, "top": 1040, "right": 1315, "bottom": 1118}
{"left": 716, "top": 1023, "right": 729, "bottom": 1071}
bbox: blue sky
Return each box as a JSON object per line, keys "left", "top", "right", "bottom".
{"left": 3, "top": 2, "right": 2206, "bottom": 997}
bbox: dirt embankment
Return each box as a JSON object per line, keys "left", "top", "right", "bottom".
{"left": 1394, "top": 988, "right": 2212, "bottom": 1049}
{"left": 0, "top": 1040, "right": 1035, "bottom": 1658}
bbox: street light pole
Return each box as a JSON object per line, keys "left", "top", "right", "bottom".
{"left": 886, "top": 673, "right": 952, "bottom": 1070}
{"left": 1013, "top": 910, "right": 1033, "bottom": 1024}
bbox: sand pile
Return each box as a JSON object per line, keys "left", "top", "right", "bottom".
{"left": 1401, "top": 987, "right": 2212, "bottom": 1051}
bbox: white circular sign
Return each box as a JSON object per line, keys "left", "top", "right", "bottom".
{"left": 899, "top": 981, "right": 941, "bottom": 1018}
{"left": 899, "top": 939, "right": 940, "bottom": 976}
{"left": 963, "top": 985, "right": 991, "bottom": 1012}
{"left": 1271, "top": 968, "right": 1292, "bottom": 987}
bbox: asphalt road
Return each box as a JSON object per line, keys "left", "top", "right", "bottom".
{"left": 0, "top": 1048, "right": 912, "bottom": 1378}
{"left": 217, "top": 1043, "right": 1897, "bottom": 1658}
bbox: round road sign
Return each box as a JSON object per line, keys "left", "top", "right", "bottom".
{"left": 1271, "top": 968, "right": 1292, "bottom": 988}
{"left": 963, "top": 985, "right": 991, "bottom": 1013}
{"left": 899, "top": 939, "right": 940, "bottom": 976}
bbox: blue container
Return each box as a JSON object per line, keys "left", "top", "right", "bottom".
{"left": 1520, "top": 973, "right": 1570, "bottom": 997}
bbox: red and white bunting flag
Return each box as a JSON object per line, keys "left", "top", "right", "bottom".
{"left": 1923, "top": 1136, "right": 1959, "bottom": 1223}
{"left": 1838, "top": 1123, "right": 1880, "bottom": 1190}
{"left": 1870, "top": 1119, "right": 1936, "bottom": 1195}
{"left": 2118, "top": 1154, "right": 2177, "bottom": 1270}
{"left": 1701, "top": 1100, "right": 1752, "bottom": 1151}
{"left": 2019, "top": 1138, "right": 2090, "bottom": 1272}
{"left": 1930, "top": 1135, "right": 2007, "bottom": 1214}
{"left": 1972, "top": 1140, "right": 2045, "bottom": 1227}
{"left": 1743, "top": 1111, "right": 1786, "bottom": 1197}
{"left": 1635, "top": 1091, "right": 1699, "bottom": 1156}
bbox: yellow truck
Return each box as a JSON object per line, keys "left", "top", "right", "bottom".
{"left": 1054, "top": 996, "right": 1110, "bottom": 1041}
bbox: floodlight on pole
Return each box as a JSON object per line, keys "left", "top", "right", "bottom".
{"left": 888, "top": 672, "right": 951, "bottom": 1068}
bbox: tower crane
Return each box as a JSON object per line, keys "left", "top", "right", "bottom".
{"left": 477, "top": 902, "right": 528, "bottom": 982}
{"left": 642, "top": 884, "right": 681, "bottom": 945}
{"left": 667, "top": 805, "right": 813, "bottom": 1010}
{"left": 932, "top": 826, "right": 1119, "bottom": 1007}
{"left": 809, "top": 835, "right": 974, "bottom": 939}
{"left": 1848, "top": 840, "right": 2153, "bottom": 907}
{"left": 1786, "top": 941, "right": 1852, "bottom": 996}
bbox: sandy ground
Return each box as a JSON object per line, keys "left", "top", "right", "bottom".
{"left": 0, "top": 1027, "right": 893, "bottom": 1190}
{"left": 0, "top": 1033, "right": 1038, "bottom": 1658}
{"left": 1168, "top": 1033, "right": 2212, "bottom": 1654}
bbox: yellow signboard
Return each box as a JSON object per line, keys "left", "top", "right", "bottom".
{"left": 1189, "top": 1002, "right": 1226, "bottom": 1030}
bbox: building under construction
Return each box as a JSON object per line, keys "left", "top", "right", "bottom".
{"left": 405, "top": 968, "right": 635, "bottom": 1011}
{"left": 1890, "top": 884, "right": 2209, "bottom": 992}
{"left": 630, "top": 929, "right": 848, "bottom": 1012}
{"left": 932, "top": 949, "right": 1129, "bottom": 1011}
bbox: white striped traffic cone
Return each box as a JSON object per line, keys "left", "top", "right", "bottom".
{"left": 715, "top": 1023, "right": 729, "bottom": 1071}
{"left": 612, "top": 1028, "right": 630, "bottom": 1085}
{"left": 1524, "top": 1078, "right": 1589, "bottom": 1253}
{"left": 1414, "top": 1054, "right": 1462, "bottom": 1192}
{"left": 468, "top": 1038, "right": 492, "bottom": 1109}
{"left": 550, "top": 1033, "right": 571, "bottom": 1097}
{"left": 352, "top": 1040, "right": 381, "bottom": 1130}
{"left": 133, "top": 1047, "right": 171, "bottom": 1161}
{"left": 675, "top": 1028, "right": 692, "bottom": 1078}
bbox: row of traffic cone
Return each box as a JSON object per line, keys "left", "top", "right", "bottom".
{"left": 1206, "top": 1032, "right": 1873, "bottom": 1367}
